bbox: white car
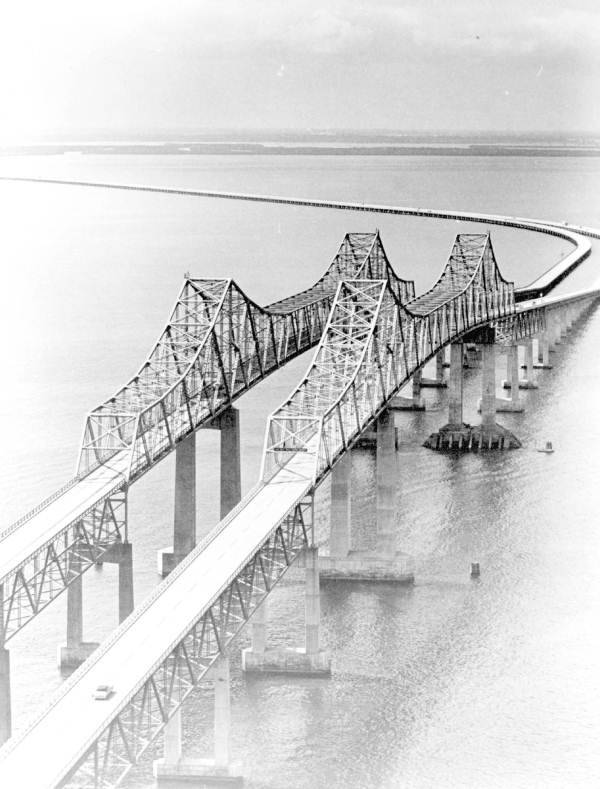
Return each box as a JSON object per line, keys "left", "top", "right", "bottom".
{"left": 92, "top": 684, "right": 115, "bottom": 700}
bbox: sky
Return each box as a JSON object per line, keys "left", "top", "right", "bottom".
{"left": 1, "top": 0, "right": 599, "bottom": 140}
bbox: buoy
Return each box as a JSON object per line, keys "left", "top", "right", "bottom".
{"left": 537, "top": 441, "right": 554, "bottom": 454}
{"left": 470, "top": 562, "right": 480, "bottom": 578}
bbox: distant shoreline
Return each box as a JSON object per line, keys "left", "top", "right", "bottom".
{"left": 2, "top": 142, "right": 600, "bottom": 158}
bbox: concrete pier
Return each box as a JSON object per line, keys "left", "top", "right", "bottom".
{"left": 58, "top": 550, "right": 99, "bottom": 669}
{"left": 320, "top": 411, "right": 414, "bottom": 583}
{"left": 219, "top": 407, "right": 242, "bottom": 519}
{"left": 116, "top": 542, "right": 134, "bottom": 623}
{"left": 242, "top": 547, "right": 331, "bottom": 675}
{"left": 425, "top": 334, "right": 520, "bottom": 450}
{"left": 448, "top": 342, "right": 464, "bottom": 425}
{"left": 463, "top": 343, "right": 481, "bottom": 368}
{"left": 517, "top": 339, "right": 540, "bottom": 382}
{"left": 390, "top": 369, "right": 425, "bottom": 410}
{"left": 0, "top": 646, "right": 10, "bottom": 745}
{"left": 158, "top": 432, "right": 197, "bottom": 576}
{"left": 478, "top": 340, "right": 521, "bottom": 448}
{"left": 423, "top": 342, "right": 468, "bottom": 449}
{"left": 497, "top": 344, "right": 524, "bottom": 412}
{"left": 154, "top": 656, "right": 242, "bottom": 786}
{"left": 59, "top": 540, "right": 133, "bottom": 668}
{"left": 375, "top": 409, "right": 396, "bottom": 555}
{"left": 329, "top": 452, "right": 352, "bottom": 560}
{"left": 480, "top": 342, "right": 496, "bottom": 429}
{"left": 420, "top": 349, "right": 447, "bottom": 387}
{"left": 534, "top": 334, "right": 553, "bottom": 370}
{"left": 159, "top": 408, "right": 242, "bottom": 576}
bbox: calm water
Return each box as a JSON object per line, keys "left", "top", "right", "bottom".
{"left": 1, "top": 154, "right": 600, "bottom": 788}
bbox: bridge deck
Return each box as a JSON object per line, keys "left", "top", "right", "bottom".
{"left": 0, "top": 455, "right": 129, "bottom": 581}
{"left": 0, "top": 449, "right": 315, "bottom": 788}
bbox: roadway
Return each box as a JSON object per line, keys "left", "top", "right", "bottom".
{"left": 0, "top": 176, "right": 594, "bottom": 295}
{"left": 0, "top": 453, "right": 129, "bottom": 582}
{"left": 0, "top": 445, "right": 316, "bottom": 788}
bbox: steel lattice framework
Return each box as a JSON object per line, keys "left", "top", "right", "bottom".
{"left": 60, "top": 492, "right": 314, "bottom": 789}
{"left": 0, "top": 231, "right": 414, "bottom": 644}
{"left": 264, "top": 233, "right": 514, "bottom": 481}
{"left": 77, "top": 230, "right": 413, "bottom": 481}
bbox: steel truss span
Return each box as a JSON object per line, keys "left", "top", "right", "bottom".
{"left": 0, "top": 231, "right": 414, "bottom": 645}
{"left": 3, "top": 230, "right": 598, "bottom": 789}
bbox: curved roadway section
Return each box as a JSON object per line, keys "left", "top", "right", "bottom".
{"left": 0, "top": 176, "right": 594, "bottom": 297}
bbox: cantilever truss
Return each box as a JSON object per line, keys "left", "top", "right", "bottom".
{"left": 59, "top": 494, "right": 314, "bottom": 789}
{"left": 264, "top": 233, "right": 516, "bottom": 482}
{"left": 0, "top": 232, "right": 414, "bottom": 645}
{"left": 78, "top": 231, "right": 414, "bottom": 481}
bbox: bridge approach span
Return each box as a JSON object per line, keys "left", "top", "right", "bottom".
{"left": 0, "top": 176, "right": 594, "bottom": 298}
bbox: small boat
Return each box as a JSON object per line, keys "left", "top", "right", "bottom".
{"left": 537, "top": 441, "right": 554, "bottom": 453}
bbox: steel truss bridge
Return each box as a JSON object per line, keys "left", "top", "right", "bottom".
{"left": 0, "top": 181, "right": 599, "bottom": 788}
{"left": 0, "top": 230, "right": 414, "bottom": 645}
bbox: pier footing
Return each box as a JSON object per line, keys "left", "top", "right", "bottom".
{"left": 154, "top": 758, "right": 243, "bottom": 786}
{"left": 58, "top": 641, "right": 99, "bottom": 669}
{"left": 420, "top": 376, "right": 447, "bottom": 388}
{"left": 389, "top": 395, "right": 425, "bottom": 411}
{"left": 478, "top": 396, "right": 524, "bottom": 414}
{"left": 502, "top": 379, "right": 538, "bottom": 390}
{"left": 319, "top": 549, "right": 414, "bottom": 584}
{"left": 423, "top": 423, "right": 521, "bottom": 451}
{"left": 242, "top": 646, "right": 331, "bottom": 676}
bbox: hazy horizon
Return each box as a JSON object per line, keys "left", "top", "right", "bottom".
{"left": 1, "top": 1, "right": 599, "bottom": 143}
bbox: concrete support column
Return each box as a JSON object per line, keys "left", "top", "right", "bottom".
{"left": 376, "top": 409, "right": 396, "bottom": 556}
{"left": 242, "top": 546, "right": 331, "bottom": 675}
{"left": 250, "top": 597, "right": 267, "bottom": 655}
{"left": 219, "top": 407, "right": 241, "bottom": 519}
{"left": 0, "top": 646, "right": 10, "bottom": 746}
{"left": 329, "top": 452, "right": 351, "bottom": 559}
{"left": 174, "top": 432, "right": 196, "bottom": 558}
{"left": 304, "top": 547, "right": 321, "bottom": 656}
{"left": 118, "top": 542, "right": 134, "bottom": 624}
{"left": 154, "top": 658, "right": 242, "bottom": 785}
{"left": 480, "top": 342, "right": 497, "bottom": 429}
{"left": 534, "top": 334, "right": 552, "bottom": 370}
{"left": 411, "top": 369, "right": 424, "bottom": 409}
{"left": 448, "top": 342, "right": 464, "bottom": 426}
{"left": 213, "top": 656, "right": 231, "bottom": 769}
{"left": 66, "top": 569, "right": 83, "bottom": 648}
{"left": 524, "top": 339, "right": 539, "bottom": 380}
{"left": 435, "top": 350, "right": 445, "bottom": 381}
{"left": 552, "top": 309, "right": 563, "bottom": 345}
{"left": 58, "top": 548, "right": 99, "bottom": 668}
{"left": 163, "top": 708, "right": 183, "bottom": 764}
{"left": 497, "top": 343, "right": 524, "bottom": 411}
{"left": 507, "top": 344, "right": 520, "bottom": 403}
{"left": 158, "top": 432, "right": 196, "bottom": 576}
